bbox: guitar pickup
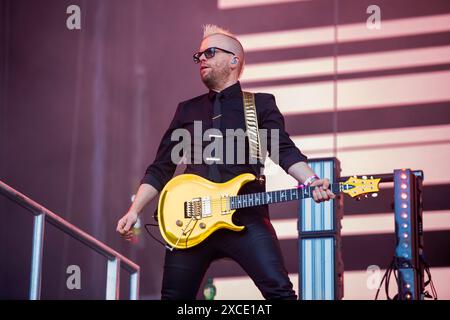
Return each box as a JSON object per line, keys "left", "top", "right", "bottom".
{"left": 201, "top": 197, "right": 212, "bottom": 217}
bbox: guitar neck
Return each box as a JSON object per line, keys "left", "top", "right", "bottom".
{"left": 228, "top": 183, "right": 342, "bottom": 210}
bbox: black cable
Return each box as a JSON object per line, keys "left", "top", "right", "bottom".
{"left": 424, "top": 266, "right": 438, "bottom": 299}
{"left": 385, "top": 266, "right": 391, "bottom": 299}
{"left": 421, "top": 255, "right": 438, "bottom": 300}
{"left": 391, "top": 268, "right": 399, "bottom": 300}
{"left": 375, "top": 268, "right": 389, "bottom": 300}
{"left": 385, "top": 260, "right": 396, "bottom": 300}
{"left": 429, "top": 268, "right": 438, "bottom": 299}
{"left": 144, "top": 223, "right": 173, "bottom": 250}
{"left": 375, "top": 257, "right": 395, "bottom": 300}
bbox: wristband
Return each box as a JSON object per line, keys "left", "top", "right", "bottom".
{"left": 303, "top": 174, "right": 319, "bottom": 187}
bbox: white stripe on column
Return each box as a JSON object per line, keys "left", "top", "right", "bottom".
{"left": 324, "top": 238, "right": 333, "bottom": 300}
{"left": 324, "top": 161, "right": 333, "bottom": 230}
{"left": 304, "top": 239, "right": 312, "bottom": 298}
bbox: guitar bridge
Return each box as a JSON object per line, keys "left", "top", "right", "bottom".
{"left": 184, "top": 197, "right": 212, "bottom": 219}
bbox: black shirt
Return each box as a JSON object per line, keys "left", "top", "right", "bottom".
{"left": 141, "top": 81, "right": 307, "bottom": 192}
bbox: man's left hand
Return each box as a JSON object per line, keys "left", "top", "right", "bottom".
{"left": 310, "top": 178, "right": 336, "bottom": 203}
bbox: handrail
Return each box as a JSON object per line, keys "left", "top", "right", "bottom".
{"left": 0, "top": 179, "right": 140, "bottom": 300}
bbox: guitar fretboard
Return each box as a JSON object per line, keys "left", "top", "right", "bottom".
{"left": 229, "top": 184, "right": 342, "bottom": 210}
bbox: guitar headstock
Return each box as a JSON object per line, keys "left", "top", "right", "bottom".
{"left": 340, "top": 175, "right": 381, "bottom": 199}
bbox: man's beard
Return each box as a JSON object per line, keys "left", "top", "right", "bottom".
{"left": 201, "top": 65, "right": 230, "bottom": 89}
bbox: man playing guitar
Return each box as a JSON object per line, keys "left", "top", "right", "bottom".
{"left": 117, "top": 24, "right": 335, "bottom": 300}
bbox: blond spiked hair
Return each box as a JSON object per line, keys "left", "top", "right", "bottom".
{"left": 202, "top": 24, "right": 236, "bottom": 38}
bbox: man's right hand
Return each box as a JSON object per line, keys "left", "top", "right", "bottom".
{"left": 116, "top": 210, "right": 139, "bottom": 241}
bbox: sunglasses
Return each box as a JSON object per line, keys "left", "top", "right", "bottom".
{"left": 193, "top": 47, "right": 235, "bottom": 64}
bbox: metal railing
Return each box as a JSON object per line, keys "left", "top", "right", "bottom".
{"left": 0, "top": 180, "right": 140, "bottom": 300}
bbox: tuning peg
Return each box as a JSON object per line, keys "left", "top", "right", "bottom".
{"left": 362, "top": 175, "right": 367, "bottom": 180}
{"left": 372, "top": 193, "right": 378, "bottom": 198}
{"left": 364, "top": 194, "right": 368, "bottom": 198}
{"left": 370, "top": 176, "right": 374, "bottom": 179}
{"left": 356, "top": 196, "right": 361, "bottom": 201}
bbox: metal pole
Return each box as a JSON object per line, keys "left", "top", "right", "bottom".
{"left": 129, "top": 270, "right": 140, "bottom": 300}
{"left": 106, "top": 257, "right": 121, "bottom": 300}
{"left": 29, "top": 213, "right": 45, "bottom": 300}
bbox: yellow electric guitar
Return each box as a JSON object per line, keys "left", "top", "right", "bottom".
{"left": 157, "top": 173, "right": 380, "bottom": 249}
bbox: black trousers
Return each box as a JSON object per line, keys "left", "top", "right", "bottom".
{"left": 161, "top": 211, "right": 296, "bottom": 300}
